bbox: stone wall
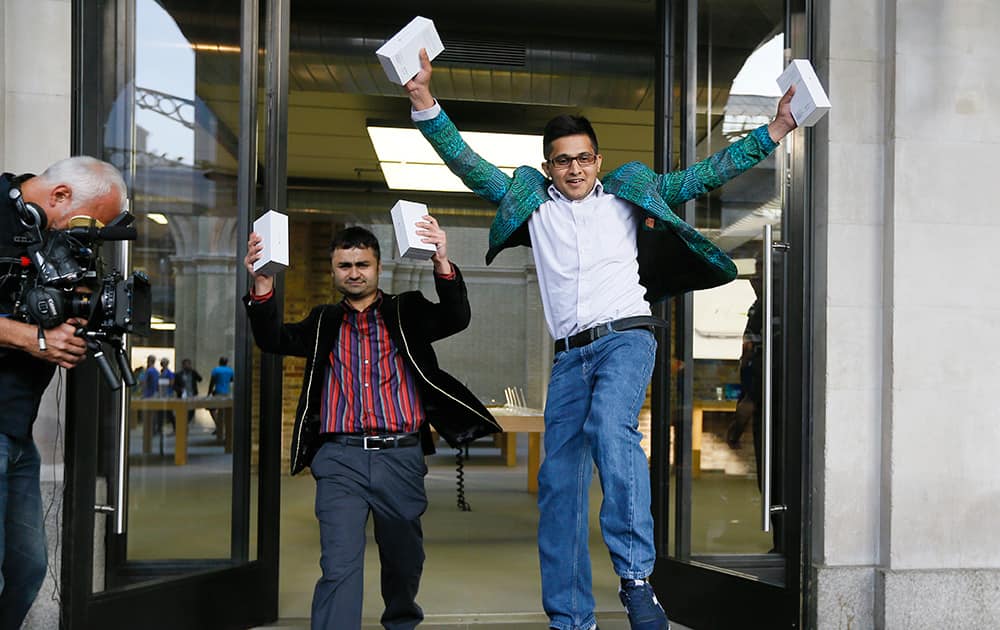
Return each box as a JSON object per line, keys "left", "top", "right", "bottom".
{"left": 812, "top": 1, "right": 1000, "bottom": 627}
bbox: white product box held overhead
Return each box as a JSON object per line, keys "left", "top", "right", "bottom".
{"left": 376, "top": 16, "right": 445, "bottom": 85}
{"left": 252, "top": 210, "right": 289, "bottom": 275}
{"left": 390, "top": 200, "right": 437, "bottom": 260}
{"left": 776, "top": 59, "right": 831, "bottom": 127}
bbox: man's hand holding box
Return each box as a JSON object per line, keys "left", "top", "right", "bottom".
{"left": 391, "top": 200, "right": 438, "bottom": 260}
{"left": 252, "top": 210, "right": 289, "bottom": 275}
{"left": 776, "top": 59, "right": 831, "bottom": 127}
{"left": 376, "top": 16, "right": 444, "bottom": 85}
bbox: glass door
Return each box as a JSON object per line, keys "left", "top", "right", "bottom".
{"left": 60, "top": 0, "right": 281, "bottom": 627}
{"left": 650, "top": 0, "right": 810, "bottom": 628}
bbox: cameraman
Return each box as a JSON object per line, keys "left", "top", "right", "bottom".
{"left": 0, "top": 156, "right": 126, "bottom": 629}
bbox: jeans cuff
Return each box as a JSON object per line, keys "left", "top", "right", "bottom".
{"left": 548, "top": 616, "right": 596, "bottom": 630}
{"left": 618, "top": 570, "right": 650, "bottom": 580}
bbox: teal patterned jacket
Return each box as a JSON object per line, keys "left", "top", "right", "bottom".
{"left": 414, "top": 107, "right": 778, "bottom": 303}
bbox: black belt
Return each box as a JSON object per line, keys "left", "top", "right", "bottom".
{"left": 554, "top": 316, "right": 665, "bottom": 353}
{"left": 320, "top": 432, "right": 420, "bottom": 450}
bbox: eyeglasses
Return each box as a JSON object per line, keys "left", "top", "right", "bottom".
{"left": 547, "top": 152, "right": 598, "bottom": 169}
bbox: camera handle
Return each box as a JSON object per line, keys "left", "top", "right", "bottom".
{"left": 83, "top": 336, "right": 121, "bottom": 391}
{"left": 78, "top": 329, "right": 135, "bottom": 391}
{"left": 114, "top": 342, "right": 135, "bottom": 389}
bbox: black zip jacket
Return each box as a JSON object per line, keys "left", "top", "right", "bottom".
{"left": 0, "top": 173, "right": 56, "bottom": 438}
{"left": 244, "top": 264, "right": 500, "bottom": 475}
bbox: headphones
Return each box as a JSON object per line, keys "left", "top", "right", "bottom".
{"left": 8, "top": 184, "right": 48, "bottom": 232}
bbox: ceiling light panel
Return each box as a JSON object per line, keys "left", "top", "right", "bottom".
{"left": 368, "top": 126, "right": 541, "bottom": 192}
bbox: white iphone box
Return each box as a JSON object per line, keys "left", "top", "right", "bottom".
{"left": 776, "top": 59, "right": 831, "bottom": 127}
{"left": 390, "top": 200, "right": 436, "bottom": 260}
{"left": 376, "top": 16, "right": 444, "bottom": 85}
{"left": 252, "top": 210, "right": 289, "bottom": 274}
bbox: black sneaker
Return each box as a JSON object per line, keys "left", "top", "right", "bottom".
{"left": 619, "top": 579, "right": 670, "bottom": 630}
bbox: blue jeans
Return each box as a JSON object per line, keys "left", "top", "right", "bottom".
{"left": 538, "top": 328, "right": 657, "bottom": 630}
{"left": 0, "top": 434, "right": 47, "bottom": 630}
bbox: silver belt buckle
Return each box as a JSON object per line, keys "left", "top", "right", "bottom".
{"left": 363, "top": 436, "right": 378, "bottom": 451}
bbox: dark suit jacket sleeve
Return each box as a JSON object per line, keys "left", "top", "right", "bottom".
{"left": 243, "top": 293, "right": 320, "bottom": 358}
{"left": 414, "top": 264, "right": 472, "bottom": 343}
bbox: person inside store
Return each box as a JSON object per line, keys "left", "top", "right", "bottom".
{"left": 157, "top": 356, "right": 176, "bottom": 434}
{"left": 172, "top": 357, "right": 203, "bottom": 427}
{"left": 207, "top": 356, "right": 235, "bottom": 440}
{"left": 243, "top": 221, "right": 499, "bottom": 630}
{"left": 207, "top": 356, "right": 234, "bottom": 398}
{"left": 0, "top": 156, "right": 127, "bottom": 629}
{"left": 403, "top": 48, "right": 797, "bottom": 630}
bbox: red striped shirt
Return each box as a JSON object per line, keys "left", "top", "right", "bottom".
{"left": 320, "top": 292, "right": 425, "bottom": 434}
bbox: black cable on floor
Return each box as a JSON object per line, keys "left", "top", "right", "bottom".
{"left": 455, "top": 448, "right": 471, "bottom": 511}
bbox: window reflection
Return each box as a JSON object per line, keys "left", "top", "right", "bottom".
{"left": 112, "top": 0, "right": 240, "bottom": 563}
{"left": 687, "top": 2, "right": 786, "bottom": 565}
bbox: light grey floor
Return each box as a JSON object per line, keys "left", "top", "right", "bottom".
{"left": 264, "top": 438, "right": 698, "bottom": 629}
{"left": 126, "top": 419, "right": 747, "bottom": 629}
{"left": 272, "top": 440, "right": 632, "bottom": 625}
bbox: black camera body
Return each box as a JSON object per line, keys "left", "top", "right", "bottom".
{"left": 10, "top": 217, "right": 152, "bottom": 389}
{"left": 17, "top": 228, "right": 152, "bottom": 336}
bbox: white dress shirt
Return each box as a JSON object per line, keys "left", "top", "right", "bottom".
{"left": 411, "top": 101, "right": 651, "bottom": 339}
{"left": 529, "top": 182, "right": 651, "bottom": 339}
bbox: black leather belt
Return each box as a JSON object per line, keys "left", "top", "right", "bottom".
{"left": 320, "top": 433, "right": 420, "bottom": 450}
{"left": 554, "top": 316, "right": 666, "bottom": 353}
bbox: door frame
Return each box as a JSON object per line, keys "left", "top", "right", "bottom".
{"left": 60, "top": 0, "right": 283, "bottom": 627}
{"left": 648, "top": 0, "right": 813, "bottom": 628}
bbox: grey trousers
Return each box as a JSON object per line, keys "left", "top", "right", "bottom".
{"left": 309, "top": 440, "right": 428, "bottom": 630}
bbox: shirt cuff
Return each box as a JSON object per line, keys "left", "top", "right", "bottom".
{"left": 411, "top": 100, "right": 441, "bottom": 122}
{"left": 434, "top": 269, "right": 456, "bottom": 281}
{"left": 249, "top": 288, "right": 274, "bottom": 303}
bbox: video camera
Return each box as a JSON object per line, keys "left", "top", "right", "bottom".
{"left": 8, "top": 189, "right": 151, "bottom": 390}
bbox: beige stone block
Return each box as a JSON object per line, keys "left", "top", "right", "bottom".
{"left": 6, "top": 0, "right": 71, "bottom": 95}
{"left": 827, "top": 0, "right": 883, "bottom": 63}
{"left": 889, "top": 402, "right": 1000, "bottom": 570}
{"left": 891, "top": 222, "right": 1000, "bottom": 308}
{"left": 894, "top": 51, "right": 1000, "bottom": 143}
{"left": 4, "top": 93, "right": 70, "bottom": 171}
{"left": 825, "top": 223, "right": 883, "bottom": 308}
{"left": 893, "top": 140, "right": 1000, "bottom": 226}
{"left": 819, "top": 387, "right": 881, "bottom": 565}
{"left": 825, "top": 58, "right": 884, "bottom": 145}
{"left": 891, "top": 306, "right": 1000, "bottom": 390}
{"left": 824, "top": 142, "right": 884, "bottom": 226}
{"left": 885, "top": 387, "right": 1000, "bottom": 568}
{"left": 823, "top": 305, "right": 882, "bottom": 391}
{"left": 894, "top": 0, "right": 1000, "bottom": 60}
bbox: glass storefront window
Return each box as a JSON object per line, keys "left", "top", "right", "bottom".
{"left": 686, "top": 1, "right": 785, "bottom": 560}
{"left": 107, "top": 0, "right": 244, "bottom": 563}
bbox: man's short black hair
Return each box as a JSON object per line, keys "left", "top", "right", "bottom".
{"left": 219, "top": 356, "right": 229, "bottom": 366}
{"left": 330, "top": 226, "right": 380, "bottom": 261}
{"left": 543, "top": 115, "right": 599, "bottom": 160}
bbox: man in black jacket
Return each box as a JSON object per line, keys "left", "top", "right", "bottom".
{"left": 244, "top": 220, "right": 498, "bottom": 630}
{"left": 0, "top": 157, "right": 127, "bottom": 628}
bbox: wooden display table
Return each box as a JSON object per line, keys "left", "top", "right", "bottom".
{"left": 130, "top": 396, "right": 234, "bottom": 465}
{"left": 489, "top": 407, "right": 545, "bottom": 493}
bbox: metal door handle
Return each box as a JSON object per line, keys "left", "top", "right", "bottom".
{"left": 761, "top": 225, "right": 788, "bottom": 532}
{"left": 109, "top": 239, "right": 131, "bottom": 534}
